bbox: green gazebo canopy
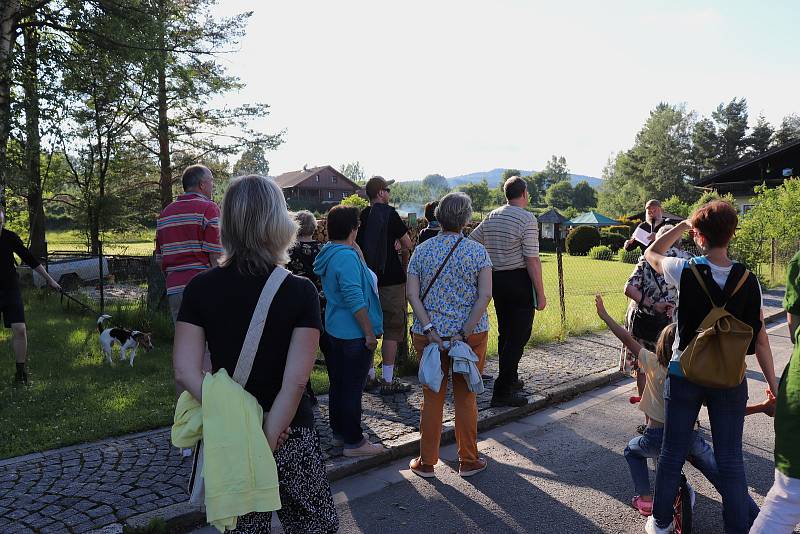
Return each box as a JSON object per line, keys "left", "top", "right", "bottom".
{"left": 566, "top": 210, "right": 619, "bottom": 227}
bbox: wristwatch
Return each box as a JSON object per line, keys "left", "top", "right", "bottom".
{"left": 423, "top": 323, "right": 435, "bottom": 335}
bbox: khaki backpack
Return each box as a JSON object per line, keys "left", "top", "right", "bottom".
{"left": 680, "top": 263, "right": 754, "bottom": 389}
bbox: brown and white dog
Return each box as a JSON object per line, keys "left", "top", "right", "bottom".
{"left": 97, "top": 315, "right": 153, "bottom": 367}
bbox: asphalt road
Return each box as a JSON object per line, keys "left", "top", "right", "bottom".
{"left": 193, "top": 319, "right": 796, "bottom": 534}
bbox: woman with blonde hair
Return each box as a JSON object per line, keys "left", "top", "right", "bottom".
{"left": 173, "top": 175, "right": 337, "bottom": 533}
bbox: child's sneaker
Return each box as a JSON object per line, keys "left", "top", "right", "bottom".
{"left": 644, "top": 515, "right": 673, "bottom": 533}
{"left": 631, "top": 495, "right": 653, "bottom": 516}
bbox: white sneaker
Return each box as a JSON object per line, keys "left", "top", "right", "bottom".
{"left": 342, "top": 439, "right": 385, "bottom": 457}
{"left": 644, "top": 515, "right": 673, "bottom": 534}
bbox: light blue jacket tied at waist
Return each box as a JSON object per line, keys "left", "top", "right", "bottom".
{"left": 419, "top": 341, "right": 484, "bottom": 395}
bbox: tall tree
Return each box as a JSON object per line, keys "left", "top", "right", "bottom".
{"left": 572, "top": 180, "right": 597, "bottom": 211}
{"left": 541, "top": 155, "right": 570, "bottom": 189}
{"left": 501, "top": 168, "right": 521, "bottom": 181}
{"left": 711, "top": 97, "right": 749, "bottom": 169}
{"left": 774, "top": 114, "right": 800, "bottom": 146}
{"left": 690, "top": 117, "right": 718, "bottom": 177}
{"left": 131, "top": 0, "right": 282, "bottom": 208}
{"left": 545, "top": 180, "right": 573, "bottom": 210}
{"left": 422, "top": 173, "right": 449, "bottom": 192}
{"left": 459, "top": 179, "right": 491, "bottom": 213}
{"left": 747, "top": 114, "right": 774, "bottom": 155}
{"left": 232, "top": 145, "right": 270, "bottom": 177}
{"left": 339, "top": 161, "right": 366, "bottom": 184}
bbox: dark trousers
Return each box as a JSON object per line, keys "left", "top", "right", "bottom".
{"left": 323, "top": 334, "right": 373, "bottom": 447}
{"left": 492, "top": 268, "right": 535, "bottom": 395}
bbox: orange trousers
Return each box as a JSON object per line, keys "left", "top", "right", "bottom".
{"left": 412, "top": 331, "right": 488, "bottom": 465}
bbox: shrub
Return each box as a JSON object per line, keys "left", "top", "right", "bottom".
{"left": 340, "top": 194, "right": 368, "bottom": 210}
{"left": 565, "top": 225, "right": 601, "bottom": 255}
{"left": 589, "top": 245, "right": 614, "bottom": 261}
{"left": 607, "top": 225, "right": 631, "bottom": 237}
{"left": 600, "top": 231, "right": 627, "bottom": 251}
{"left": 617, "top": 248, "right": 640, "bottom": 264}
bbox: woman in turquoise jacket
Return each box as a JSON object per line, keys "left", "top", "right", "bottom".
{"left": 314, "top": 205, "right": 385, "bottom": 457}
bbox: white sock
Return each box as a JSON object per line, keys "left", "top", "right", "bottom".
{"left": 368, "top": 367, "right": 376, "bottom": 380}
{"left": 382, "top": 364, "right": 394, "bottom": 383}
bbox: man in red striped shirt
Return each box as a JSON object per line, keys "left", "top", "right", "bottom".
{"left": 156, "top": 164, "right": 222, "bottom": 321}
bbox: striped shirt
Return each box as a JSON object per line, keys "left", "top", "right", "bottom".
{"left": 155, "top": 192, "right": 222, "bottom": 295}
{"left": 468, "top": 204, "right": 539, "bottom": 271}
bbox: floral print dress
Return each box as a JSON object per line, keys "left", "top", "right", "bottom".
{"left": 619, "top": 247, "right": 691, "bottom": 374}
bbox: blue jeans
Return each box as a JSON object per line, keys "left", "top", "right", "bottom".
{"left": 625, "top": 427, "right": 759, "bottom": 521}
{"left": 323, "top": 334, "right": 373, "bottom": 447}
{"left": 653, "top": 374, "right": 754, "bottom": 533}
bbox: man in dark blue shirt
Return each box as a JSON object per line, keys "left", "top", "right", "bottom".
{"left": 0, "top": 209, "right": 61, "bottom": 386}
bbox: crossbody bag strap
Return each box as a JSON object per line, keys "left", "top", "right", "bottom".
{"left": 232, "top": 266, "right": 290, "bottom": 386}
{"left": 421, "top": 237, "right": 463, "bottom": 303}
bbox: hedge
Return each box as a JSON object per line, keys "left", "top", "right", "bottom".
{"left": 566, "top": 225, "right": 601, "bottom": 255}
{"left": 589, "top": 245, "right": 614, "bottom": 261}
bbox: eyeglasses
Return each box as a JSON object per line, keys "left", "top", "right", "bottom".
{"left": 383, "top": 188, "right": 391, "bottom": 193}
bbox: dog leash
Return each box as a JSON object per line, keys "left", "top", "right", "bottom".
{"left": 59, "top": 289, "right": 101, "bottom": 316}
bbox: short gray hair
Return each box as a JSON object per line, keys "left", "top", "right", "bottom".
{"left": 295, "top": 210, "right": 317, "bottom": 238}
{"left": 220, "top": 175, "right": 298, "bottom": 274}
{"left": 182, "top": 164, "right": 212, "bottom": 191}
{"left": 435, "top": 192, "right": 472, "bottom": 232}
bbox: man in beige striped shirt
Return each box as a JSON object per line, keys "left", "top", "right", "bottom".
{"left": 469, "top": 176, "right": 546, "bottom": 407}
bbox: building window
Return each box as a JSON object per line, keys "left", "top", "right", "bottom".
{"left": 741, "top": 204, "right": 754, "bottom": 216}
{"left": 328, "top": 191, "right": 333, "bottom": 199}
{"left": 332, "top": 175, "right": 338, "bottom": 184}
{"left": 342, "top": 191, "right": 347, "bottom": 199}
{"left": 315, "top": 175, "right": 320, "bottom": 182}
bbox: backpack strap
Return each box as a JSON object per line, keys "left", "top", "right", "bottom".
{"left": 728, "top": 269, "right": 751, "bottom": 300}
{"left": 688, "top": 262, "right": 750, "bottom": 309}
{"left": 232, "top": 266, "right": 290, "bottom": 386}
{"left": 688, "top": 263, "right": 716, "bottom": 307}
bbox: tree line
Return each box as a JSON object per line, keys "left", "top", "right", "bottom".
{"left": 599, "top": 99, "right": 800, "bottom": 217}
{"left": 1, "top": 0, "right": 279, "bottom": 256}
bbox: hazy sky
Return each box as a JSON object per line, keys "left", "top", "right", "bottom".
{"left": 210, "top": 0, "right": 799, "bottom": 180}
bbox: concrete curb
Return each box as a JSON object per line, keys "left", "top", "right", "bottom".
{"left": 126, "top": 367, "right": 627, "bottom": 532}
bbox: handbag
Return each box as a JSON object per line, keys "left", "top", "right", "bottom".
{"left": 187, "top": 266, "right": 290, "bottom": 506}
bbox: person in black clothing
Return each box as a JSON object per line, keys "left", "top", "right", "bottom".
{"left": 418, "top": 200, "right": 440, "bottom": 245}
{"left": 624, "top": 199, "right": 668, "bottom": 252}
{"left": 0, "top": 209, "right": 61, "bottom": 386}
{"left": 173, "top": 175, "right": 338, "bottom": 533}
{"left": 288, "top": 210, "right": 324, "bottom": 405}
{"left": 356, "top": 176, "right": 413, "bottom": 395}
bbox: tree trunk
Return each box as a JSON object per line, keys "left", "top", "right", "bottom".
{"left": 157, "top": 0, "right": 171, "bottom": 208}
{"left": 22, "top": 22, "right": 45, "bottom": 258}
{"left": 0, "top": 0, "right": 20, "bottom": 207}
{"left": 157, "top": 61, "right": 171, "bottom": 208}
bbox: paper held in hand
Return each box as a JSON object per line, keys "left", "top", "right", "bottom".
{"left": 633, "top": 226, "right": 652, "bottom": 246}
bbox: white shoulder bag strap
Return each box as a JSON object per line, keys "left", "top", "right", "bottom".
{"left": 188, "top": 266, "right": 290, "bottom": 507}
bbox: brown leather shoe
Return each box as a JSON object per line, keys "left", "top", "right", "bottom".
{"left": 409, "top": 457, "right": 436, "bottom": 478}
{"left": 459, "top": 457, "right": 487, "bottom": 477}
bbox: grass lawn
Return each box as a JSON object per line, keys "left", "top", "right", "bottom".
{"left": 46, "top": 229, "right": 155, "bottom": 256}
{"left": 0, "top": 253, "right": 632, "bottom": 459}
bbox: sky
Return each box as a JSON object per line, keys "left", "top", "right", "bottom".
{"left": 209, "top": 0, "right": 799, "bottom": 181}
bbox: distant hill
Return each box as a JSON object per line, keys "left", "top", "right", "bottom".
{"left": 446, "top": 168, "right": 603, "bottom": 189}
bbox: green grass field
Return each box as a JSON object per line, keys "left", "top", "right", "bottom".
{"left": 46, "top": 230, "right": 155, "bottom": 256}
{"left": 0, "top": 254, "right": 631, "bottom": 459}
